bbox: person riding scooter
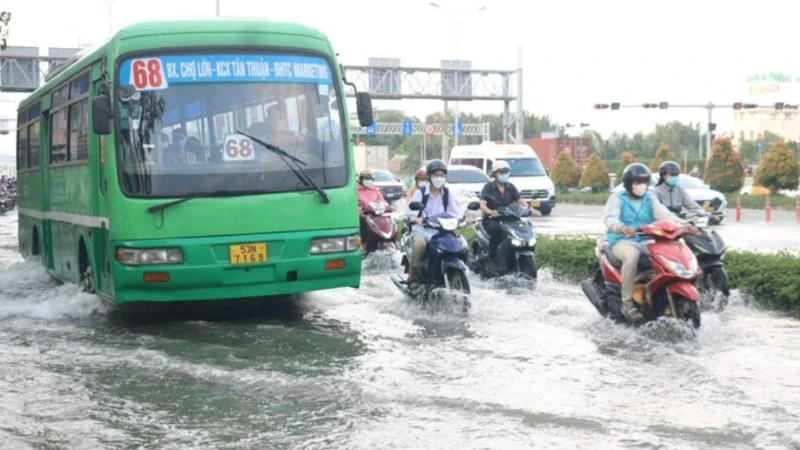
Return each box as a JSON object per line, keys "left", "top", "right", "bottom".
{"left": 402, "top": 159, "right": 462, "bottom": 294}
{"left": 604, "top": 163, "right": 699, "bottom": 322}
{"left": 357, "top": 169, "right": 392, "bottom": 253}
{"left": 478, "top": 160, "right": 540, "bottom": 272}
{"left": 653, "top": 161, "right": 703, "bottom": 216}
{"left": 405, "top": 169, "right": 429, "bottom": 203}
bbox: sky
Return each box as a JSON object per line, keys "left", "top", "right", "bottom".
{"left": 0, "top": 0, "right": 798, "bottom": 158}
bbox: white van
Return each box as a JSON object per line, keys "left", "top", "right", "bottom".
{"left": 449, "top": 142, "right": 556, "bottom": 215}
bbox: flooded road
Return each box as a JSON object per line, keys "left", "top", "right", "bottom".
{"left": 1, "top": 212, "right": 798, "bottom": 449}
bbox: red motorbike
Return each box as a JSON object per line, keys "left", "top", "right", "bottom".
{"left": 360, "top": 201, "right": 398, "bottom": 256}
{"left": 581, "top": 220, "right": 703, "bottom": 328}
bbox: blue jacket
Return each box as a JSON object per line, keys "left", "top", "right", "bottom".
{"left": 605, "top": 190, "right": 661, "bottom": 248}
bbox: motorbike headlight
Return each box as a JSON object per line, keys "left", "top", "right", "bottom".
{"left": 115, "top": 247, "right": 184, "bottom": 265}
{"left": 438, "top": 217, "right": 458, "bottom": 231}
{"left": 511, "top": 239, "right": 526, "bottom": 247}
{"left": 657, "top": 255, "right": 698, "bottom": 279}
{"left": 528, "top": 237, "right": 537, "bottom": 247}
{"left": 310, "top": 235, "right": 360, "bottom": 254}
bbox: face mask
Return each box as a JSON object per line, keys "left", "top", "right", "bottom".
{"left": 431, "top": 176, "right": 446, "bottom": 188}
{"left": 666, "top": 176, "right": 679, "bottom": 187}
{"left": 417, "top": 181, "right": 429, "bottom": 189}
{"left": 632, "top": 184, "right": 647, "bottom": 197}
{"left": 177, "top": 137, "right": 187, "bottom": 147}
{"left": 497, "top": 174, "right": 510, "bottom": 184}
{"left": 362, "top": 180, "right": 374, "bottom": 188}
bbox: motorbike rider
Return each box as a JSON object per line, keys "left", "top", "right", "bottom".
{"left": 403, "top": 159, "right": 463, "bottom": 294}
{"left": 357, "top": 168, "right": 392, "bottom": 252}
{"left": 405, "top": 169, "right": 429, "bottom": 203}
{"left": 653, "top": 161, "right": 703, "bottom": 216}
{"left": 478, "top": 160, "right": 541, "bottom": 271}
{"left": 604, "top": 163, "right": 700, "bottom": 322}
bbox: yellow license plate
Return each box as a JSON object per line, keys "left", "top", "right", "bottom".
{"left": 531, "top": 200, "right": 541, "bottom": 207}
{"left": 229, "top": 242, "right": 267, "bottom": 265}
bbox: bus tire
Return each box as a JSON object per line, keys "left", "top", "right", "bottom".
{"left": 78, "top": 240, "right": 95, "bottom": 294}
{"left": 31, "top": 226, "right": 40, "bottom": 257}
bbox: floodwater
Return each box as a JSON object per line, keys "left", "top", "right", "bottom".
{"left": 0, "top": 212, "right": 798, "bottom": 449}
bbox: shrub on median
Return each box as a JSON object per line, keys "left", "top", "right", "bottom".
{"left": 551, "top": 151, "right": 582, "bottom": 192}
{"left": 704, "top": 138, "right": 747, "bottom": 193}
{"left": 754, "top": 140, "right": 800, "bottom": 193}
{"left": 579, "top": 153, "right": 611, "bottom": 193}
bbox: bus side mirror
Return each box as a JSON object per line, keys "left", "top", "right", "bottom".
{"left": 356, "top": 92, "right": 374, "bottom": 127}
{"left": 92, "top": 95, "right": 112, "bottom": 135}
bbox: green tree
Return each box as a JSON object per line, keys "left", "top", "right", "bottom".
{"left": 579, "top": 153, "right": 611, "bottom": 192}
{"left": 551, "top": 151, "right": 582, "bottom": 191}
{"left": 649, "top": 144, "right": 677, "bottom": 172}
{"left": 616, "top": 151, "right": 637, "bottom": 181}
{"left": 704, "top": 138, "right": 746, "bottom": 193}
{"left": 754, "top": 140, "right": 800, "bottom": 193}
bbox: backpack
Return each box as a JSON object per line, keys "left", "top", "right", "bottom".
{"left": 417, "top": 185, "right": 450, "bottom": 217}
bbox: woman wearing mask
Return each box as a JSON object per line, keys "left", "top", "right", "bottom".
{"left": 357, "top": 169, "right": 391, "bottom": 252}
{"left": 405, "top": 169, "right": 429, "bottom": 203}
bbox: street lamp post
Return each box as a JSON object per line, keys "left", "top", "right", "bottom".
{"left": 107, "top": 0, "right": 119, "bottom": 36}
{"left": 429, "top": 2, "right": 487, "bottom": 147}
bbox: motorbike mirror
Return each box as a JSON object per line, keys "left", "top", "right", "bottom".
{"left": 408, "top": 201, "right": 424, "bottom": 211}
{"left": 467, "top": 201, "right": 480, "bottom": 211}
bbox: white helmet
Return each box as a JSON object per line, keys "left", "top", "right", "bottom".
{"left": 492, "top": 160, "right": 511, "bottom": 173}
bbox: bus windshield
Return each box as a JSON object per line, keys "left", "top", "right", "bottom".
{"left": 498, "top": 157, "right": 546, "bottom": 177}
{"left": 115, "top": 53, "right": 347, "bottom": 198}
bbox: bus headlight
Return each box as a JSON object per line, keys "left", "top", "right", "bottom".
{"left": 310, "top": 235, "right": 360, "bottom": 254}
{"left": 115, "top": 248, "right": 184, "bottom": 265}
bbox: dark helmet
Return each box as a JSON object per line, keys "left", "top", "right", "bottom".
{"left": 425, "top": 159, "right": 448, "bottom": 178}
{"left": 657, "top": 161, "right": 681, "bottom": 185}
{"left": 622, "top": 163, "right": 651, "bottom": 194}
{"left": 414, "top": 169, "right": 427, "bottom": 180}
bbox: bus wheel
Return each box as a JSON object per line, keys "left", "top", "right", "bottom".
{"left": 79, "top": 242, "right": 95, "bottom": 294}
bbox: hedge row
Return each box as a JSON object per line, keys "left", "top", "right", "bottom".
{"left": 392, "top": 220, "right": 800, "bottom": 317}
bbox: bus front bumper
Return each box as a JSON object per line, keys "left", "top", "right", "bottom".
{"left": 110, "top": 231, "right": 362, "bottom": 304}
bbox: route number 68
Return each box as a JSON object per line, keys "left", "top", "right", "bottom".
{"left": 223, "top": 134, "right": 256, "bottom": 161}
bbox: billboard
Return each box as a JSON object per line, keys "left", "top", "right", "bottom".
{"left": 368, "top": 57, "right": 401, "bottom": 96}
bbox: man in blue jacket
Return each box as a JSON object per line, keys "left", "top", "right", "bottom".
{"left": 604, "top": 163, "right": 698, "bottom": 322}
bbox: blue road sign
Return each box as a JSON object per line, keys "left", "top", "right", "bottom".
{"left": 402, "top": 120, "right": 414, "bottom": 136}
{"left": 451, "top": 121, "right": 463, "bottom": 136}
{"left": 365, "top": 122, "right": 377, "bottom": 135}
{"left": 756, "top": 140, "right": 763, "bottom": 150}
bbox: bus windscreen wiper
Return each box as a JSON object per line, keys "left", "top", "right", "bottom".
{"left": 235, "top": 130, "right": 330, "bottom": 204}
{"left": 147, "top": 189, "right": 263, "bottom": 214}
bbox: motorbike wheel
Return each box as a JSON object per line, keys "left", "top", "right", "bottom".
{"left": 681, "top": 297, "right": 701, "bottom": 329}
{"left": 517, "top": 255, "right": 537, "bottom": 279}
{"left": 707, "top": 266, "right": 730, "bottom": 311}
{"left": 469, "top": 243, "right": 483, "bottom": 274}
{"left": 445, "top": 268, "right": 471, "bottom": 294}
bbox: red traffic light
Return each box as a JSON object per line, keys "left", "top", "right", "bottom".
{"left": 642, "top": 103, "right": 657, "bottom": 109}
{"left": 594, "top": 104, "right": 609, "bottom": 110}
{"left": 733, "top": 102, "right": 742, "bottom": 110}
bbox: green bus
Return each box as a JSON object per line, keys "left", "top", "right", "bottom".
{"left": 16, "top": 19, "right": 374, "bottom": 305}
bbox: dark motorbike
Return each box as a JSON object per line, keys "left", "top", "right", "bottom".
{"left": 581, "top": 220, "right": 703, "bottom": 328}
{"left": 391, "top": 200, "right": 481, "bottom": 312}
{"left": 360, "top": 201, "right": 398, "bottom": 257}
{"left": 469, "top": 203, "right": 537, "bottom": 279}
{"left": 681, "top": 214, "right": 730, "bottom": 311}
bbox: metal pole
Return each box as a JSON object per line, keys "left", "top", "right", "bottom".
{"left": 705, "top": 104, "right": 712, "bottom": 160}
{"left": 442, "top": 100, "right": 449, "bottom": 162}
{"left": 216, "top": 0, "right": 220, "bottom": 16}
{"left": 515, "top": 46, "right": 524, "bottom": 142}
{"left": 454, "top": 18, "right": 460, "bottom": 147}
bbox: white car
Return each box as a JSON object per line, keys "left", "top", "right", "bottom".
{"left": 612, "top": 174, "right": 727, "bottom": 224}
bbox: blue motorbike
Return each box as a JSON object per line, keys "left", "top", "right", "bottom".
{"left": 391, "top": 201, "right": 481, "bottom": 311}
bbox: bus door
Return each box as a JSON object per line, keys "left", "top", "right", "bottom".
{"left": 93, "top": 75, "right": 112, "bottom": 295}
{"left": 40, "top": 110, "right": 56, "bottom": 272}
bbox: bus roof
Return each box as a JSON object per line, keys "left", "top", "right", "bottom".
{"left": 449, "top": 143, "right": 538, "bottom": 159}
{"left": 18, "top": 18, "right": 330, "bottom": 110}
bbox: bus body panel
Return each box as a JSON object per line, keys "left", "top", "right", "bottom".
{"left": 17, "top": 19, "right": 362, "bottom": 304}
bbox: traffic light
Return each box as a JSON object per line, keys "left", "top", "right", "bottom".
{"left": 594, "top": 104, "right": 609, "bottom": 110}
{"left": 743, "top": 103, "right": 758, "bottom": 109}
{"left": 611, "top": 102, "right": 620, "bottom": 110}
{"left": 658, "top": 101, "right": 668, "bottom": 109}
{"left": 733, "top": 102, "right": 742, "bottom": 110}
{"left": 785, "top": 104, "right": 799, "bottom": 110}
{"left": 580, "top": 122, "right": 590, "bottom": 127}
{"left": 565, "top": 123, "right": 575, "bottom": 127}
{"left": 775, "top": 102, "right": 785, "bottom": 110}
{"left": 709, "top": 123, "right": 717, "bottom": 132}
{"left": 642, "top": 103, "right": 658, "bottom": 109}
